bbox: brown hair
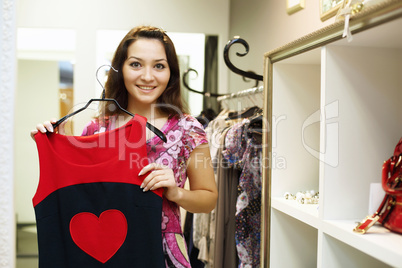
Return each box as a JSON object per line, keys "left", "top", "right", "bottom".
{"left": 101, "top": 26, "right": 188, "bottom": 117}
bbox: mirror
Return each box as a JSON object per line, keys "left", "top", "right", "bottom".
{"left": 15, "top": 28, "right": 76, "bottom": 266}
{"left": 14, "top": 27, "right": 215, "bottom": 267}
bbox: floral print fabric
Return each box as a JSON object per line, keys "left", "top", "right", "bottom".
{"left": 82, "top": 114, "right": 208, "bottom": 268}
{"left": 222, "top": 119, "right": 262, "bottom": 268}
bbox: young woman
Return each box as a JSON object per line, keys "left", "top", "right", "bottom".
{"left": 31, "top": 26, "right": 218, "bottom": 267}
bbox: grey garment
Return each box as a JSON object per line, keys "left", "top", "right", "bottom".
{"left": 213, "top": 128, "right": 239, "bottom": 268}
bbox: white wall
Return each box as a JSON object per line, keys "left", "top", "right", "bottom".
{"left": 15, "top": 60, "right": 59, "bottom": 222}
{"left": 228, "top": 0, "right": 335, "bottom": 92}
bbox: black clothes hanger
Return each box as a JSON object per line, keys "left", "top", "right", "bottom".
{"left": 242, "top": 111, "right": 263, "bottom": 144}
{"left": 223, "top": 37, "right": 263, "bottom": 82}
{"left": 195, "top": 108, "right": 217, "bottom": 127}
{"left": 226, "top": 106, "right": 262, "bottom": 120}
{"left": 182, "top": 68, "right": 225, "bottom": 98}
{"left": 52, "top": 65, "right": 167, "bottom": 143}
{"left": 249, "top": 113, "right": 262, "bottom": 126}
{"left": 248, "top": 112, "right": 263, "bottom": 137}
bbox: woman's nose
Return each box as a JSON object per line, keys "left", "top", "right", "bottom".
{"left": 141, "top": 67, "right": 154, "bottom": 82}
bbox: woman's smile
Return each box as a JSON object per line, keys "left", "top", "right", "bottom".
{"left": 122, "top": 38, "right": 171, "bottom": 107}
{"left": 137, "top": 85, "right": 157, "bottom": 91}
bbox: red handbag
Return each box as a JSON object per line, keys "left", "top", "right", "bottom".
{"left": 354, "top": 137, "right": 402, "bottom": 234}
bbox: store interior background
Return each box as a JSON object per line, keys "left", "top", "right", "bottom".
{"left": 6, "top": 0, "right": 336, "bottom": 266}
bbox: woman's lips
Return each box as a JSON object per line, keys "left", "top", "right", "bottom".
{"left": 137, "top": 85, "right": 156, "bottom": 91}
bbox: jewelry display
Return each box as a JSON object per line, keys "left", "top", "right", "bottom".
{"left": 283, "top": 190, "right": 319, "bottom": 204}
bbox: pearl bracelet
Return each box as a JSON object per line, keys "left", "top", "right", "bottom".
{"left": 284, "top": 190, "right": 319, "bottom": 204}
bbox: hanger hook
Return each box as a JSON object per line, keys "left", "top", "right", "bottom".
{"left": 96, "top": 64, "right": 118, "bottom": 99}
{"left": 223, "top": 37, "right": 263, "bottom": 81}
{"left": 182, "top": 68, "right": 224, "bottom": 97}
{"left": 182, "top": 68, "right": 199, "bottom": 93}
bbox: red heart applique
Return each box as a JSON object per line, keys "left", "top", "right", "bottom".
{"left": 70, "top": 209, "right": 127, "bottom": 263}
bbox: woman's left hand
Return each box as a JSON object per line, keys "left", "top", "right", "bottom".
{"left": 138, "top": 163, "right": 179, "bottom": 201}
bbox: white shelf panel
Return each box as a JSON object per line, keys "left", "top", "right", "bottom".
{"left": 271, "top": 197, "right": 319, "bottom": 229}
{"left": 266, "top": 4, "right": 402, "bottom": 267}
{"left": 323, "top": 220, "right": 402, "bottom": 268}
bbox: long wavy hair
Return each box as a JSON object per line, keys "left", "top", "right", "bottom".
{"left": 101, "top": 26, "right": 188, "bottom": 117}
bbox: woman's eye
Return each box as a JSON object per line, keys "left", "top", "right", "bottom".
{"left": 155, "top": 63, "right": 165, "bottom": 70}
{"left": 130, "top": 62, "right": 141, "bottom": 68}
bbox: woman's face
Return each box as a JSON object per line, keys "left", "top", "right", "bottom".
{"left": 122, "top": 38, "right": 170, "bottom": 108}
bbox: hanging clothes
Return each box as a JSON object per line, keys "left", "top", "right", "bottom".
{"left": 192, "top": 106, "right": 263, "bottom": 268}
{"left": 183, "top": 212, "right": 205, "bottom": 268}
{"left": 213, "top": 126, "right": 240, "bottom": 268}
{"left": 190, "top": 111, "right": 240, "bottom": 268}
{"left": 33, "top": 115, "right": 165, "bottom": 267}
{"left": 222, "top": 118, "right": 262, "bottom": 268}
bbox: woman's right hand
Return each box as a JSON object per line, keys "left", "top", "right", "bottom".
{"left": 30, "top": 119, "right": 66, "bottom": 140}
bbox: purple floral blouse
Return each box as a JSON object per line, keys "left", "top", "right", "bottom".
{"left": 82, "top": 114, "right": 208, "bottom": 268}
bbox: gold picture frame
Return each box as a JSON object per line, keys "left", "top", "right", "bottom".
{"left": 320, "top": 0, "right": 344, "bottom": 21}
{"left": 287, "top": 0, "right": 305, "bottom": 15}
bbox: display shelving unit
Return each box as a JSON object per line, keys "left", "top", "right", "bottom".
{"left": 261, "top": 1, "right": 402, "bottom": 267}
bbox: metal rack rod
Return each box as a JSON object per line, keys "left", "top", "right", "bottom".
{"left": 216, "top": 85, "right": 264, "bottom": 102}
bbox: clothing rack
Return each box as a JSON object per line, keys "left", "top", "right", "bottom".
{"left": 188, "top": 39, "right": 265, "bottom": 268}
{"left": 217, "top": 85, "right": 264, "bottom": 110}
{"left": 216, "top": 85, "right": 263, "bottom": 102}
{"left": 201, "top": 87, "right": 264, "bottom": 268}
{"left": 182, "top": 36, "right": 263, "bottom": 98}
{"left": 219, "top": 37, "right": 265, "bottom": 110}
{"left": 182, "top": 68, "right": 224, "bottom": 97}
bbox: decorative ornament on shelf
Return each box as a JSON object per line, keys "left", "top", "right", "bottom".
{"left": 336, "top": 0, "right": 365, "bottom": 41}
{"left": 284, "top": 190, "right": 319, "bottom": 204}
{"left": 336, "top": 0, "right": 387, "bottom": 41}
